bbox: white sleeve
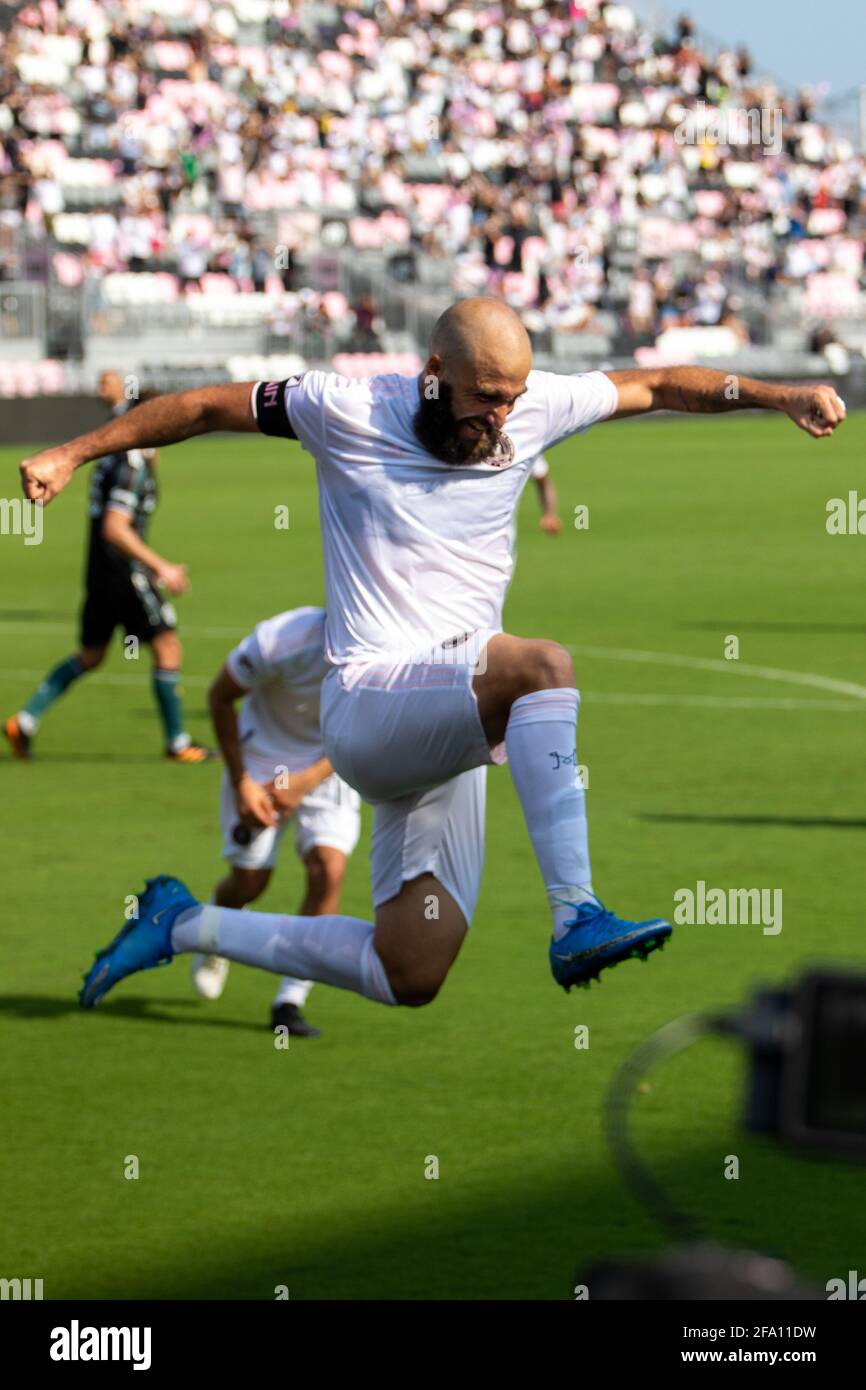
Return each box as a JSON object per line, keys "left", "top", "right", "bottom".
{"left": 540, "top": 370, "right": 619, "bottom": 448}
{"left": 251, "top": 371, "right": 330, "bottom": 458}
{"left": 530, "top": 454, "right": 549, "bottom": 481}
{"left": 225, "top": 626, "right": 274, "bottom": 690}
{"left": 283, "top": 370, "right": 329, "bottom": 457}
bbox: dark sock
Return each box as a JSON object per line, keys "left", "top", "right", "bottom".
{"left": 22, "top": 655, "right": 86, "bottom": 726}
{"left": 152, "top": 668, "right": 188, "bottom": 751}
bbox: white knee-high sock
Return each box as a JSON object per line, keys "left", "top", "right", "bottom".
{"left": 172, "top": 906, "right": 397, "bottom": 1004}
{"left": 505, "top": 686, "right": 593, "bottom": 939}
{"left": 212, "top": 891, "right": 311, "bottom": 1012}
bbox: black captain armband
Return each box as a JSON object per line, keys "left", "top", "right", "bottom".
{"left": 253, "top": 378, "right": 302, "bottom": 439}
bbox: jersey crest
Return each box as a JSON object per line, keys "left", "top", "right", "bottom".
{"left": 483, "top": 432, "right": 516, "bottom": 469}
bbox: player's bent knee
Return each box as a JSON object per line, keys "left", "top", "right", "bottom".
{"left": 78, "top": 646, "right": 106, "bottom": 671}
{"left": 373, "top": 873, "right": 466, "bottom": 1007}
{"left": 375, "top": 929, "right": 454, "bottom": 1007}
{"left": 487, "top": 636, "right": 575, "bottom": 705}
{"left": 530, "top": 639, "right": 575, "bottom": 691}
{"left": 373, "top": 941, "right": 453, "bottom": 1006}
{"left": 395, "top": 990, "right": 439, "bottom": 1009}
{"left": 387, "top": 971, "right": 443, "bottom": 1008}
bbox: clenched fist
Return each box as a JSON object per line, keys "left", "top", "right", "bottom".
{"left": 20, "top": 445, "right": 78, "bottom": 505}
{"left": 782, "top": 385, "right": 847, "bottom": 438}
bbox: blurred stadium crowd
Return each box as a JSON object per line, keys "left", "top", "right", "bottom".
{"left": 0, "top": 0, "right": 865, "bottom": 396}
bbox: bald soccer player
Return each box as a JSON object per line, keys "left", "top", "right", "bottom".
{"left": 20, "top": 299, "right": 846, "bottom": 1012}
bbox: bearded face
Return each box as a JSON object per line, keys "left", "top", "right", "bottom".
{"left": 412, "top": 380, "right": 506, "bottom": 465}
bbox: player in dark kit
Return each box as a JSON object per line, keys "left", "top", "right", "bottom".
{"left": 4, "top": 375, "right": 213, "bottom": 763}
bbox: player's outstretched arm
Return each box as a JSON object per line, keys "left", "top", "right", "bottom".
{"left": 20, "top": 382, "right": 258, "bottom": 506}
{"left": 605, "top": 367, "right": 846, "bottom": 438}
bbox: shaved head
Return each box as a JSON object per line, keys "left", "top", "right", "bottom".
{"left": 430, "top": 298, "right": 532, "bottom": 379}
{"left": 414, "top": 299, "right": 533, "bottom": 464}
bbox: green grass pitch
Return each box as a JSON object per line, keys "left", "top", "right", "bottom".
{"left": 1, "top": 412, "right": 864, "bottom": 1299}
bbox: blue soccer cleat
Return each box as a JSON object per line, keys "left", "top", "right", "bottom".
{"left": 549, "top": 895, "right": 672, "bottom": 991}
{"left": 79, "top": 875, "right": 199, "bottom": 1009}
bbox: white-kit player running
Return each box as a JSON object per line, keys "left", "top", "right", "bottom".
{"left": 199, "top": 605, "right": 361, "bottom": 1036}
{"left": 19, "top": 298, "right": 846, "bottom": 1013}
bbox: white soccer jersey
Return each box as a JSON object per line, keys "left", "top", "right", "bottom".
{"left": 252, "top": 369, "right": 617, "bottom": 664}
{"left": 225, "top": 607, "right": 331, "bottom": 770}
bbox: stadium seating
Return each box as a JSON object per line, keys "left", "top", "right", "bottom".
{"left": 0, "top": 0, "right": 863, "bottom": 393}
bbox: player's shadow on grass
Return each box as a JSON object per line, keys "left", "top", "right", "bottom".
{"left": 0, "top": 994, "right": 265, "bottom": 1034}
{"left": 643, "top": 812, "right": 866, "bottom": 831}
{"left": 56, "top": 1136, "right": 864, "bottom": 1300}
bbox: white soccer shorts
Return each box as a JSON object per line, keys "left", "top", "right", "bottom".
{"left": 320, "top": 628, "right": 503, "bottom": 923}
{"left": 219, "top": 759, "right": 361, "bottom": 870}
{"left": 370, "top": 766, "right": 488, "bottom": 924}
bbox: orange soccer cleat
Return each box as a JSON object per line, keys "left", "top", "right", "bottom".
{"left": 165, "top": 741, "right": 217, "bottom": 764}
{"left": 4, "top": 714, "right": 32, "bottom": 760}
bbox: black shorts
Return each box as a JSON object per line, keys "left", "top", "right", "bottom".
{"left": 80, "top": 570, "right": 177, "bottom": 649}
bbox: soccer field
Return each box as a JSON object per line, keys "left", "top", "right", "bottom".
{"left": 2, "top": 413, "right": 864, "bottom": 1300}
